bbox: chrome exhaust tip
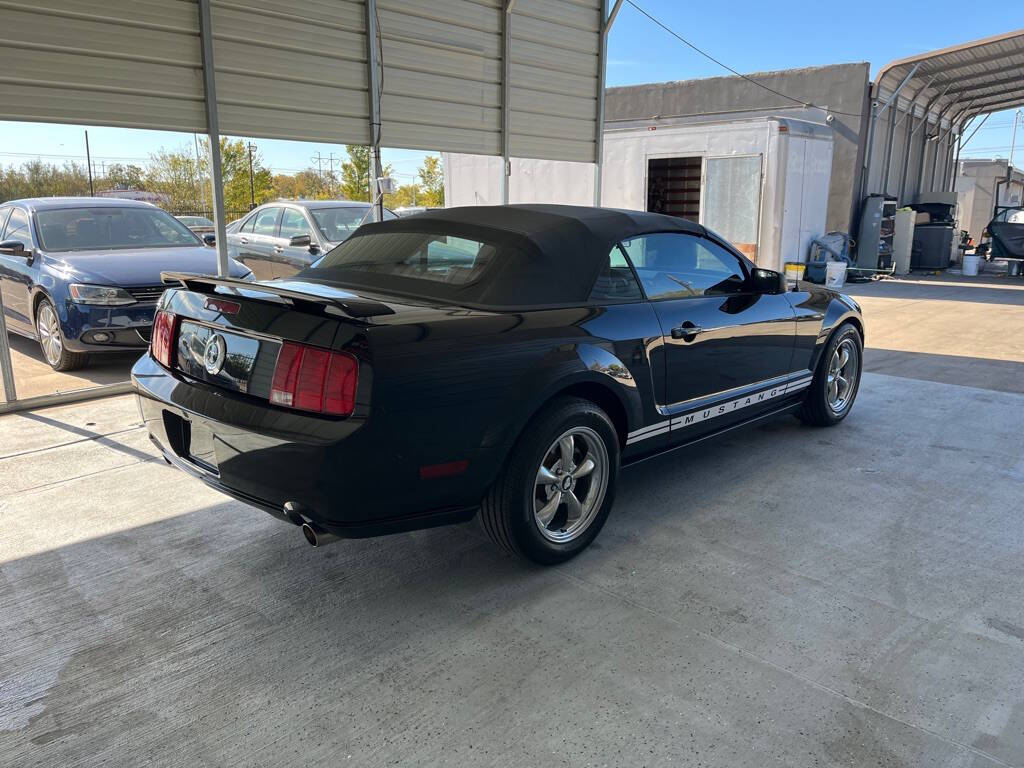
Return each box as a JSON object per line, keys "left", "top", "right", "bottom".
{"left": 301, "top": 521, "right": 340, "bottom": 548}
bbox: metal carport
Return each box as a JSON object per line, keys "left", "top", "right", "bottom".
{"left": 862, "top": 28, "right": 1024, "bottom": 203}
{"left": 0, "top": 0, "right": 623, "bottom": 411}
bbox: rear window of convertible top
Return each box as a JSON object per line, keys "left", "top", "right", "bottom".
{"left": 309, "top": 230, "right": 504, "bottom": 303}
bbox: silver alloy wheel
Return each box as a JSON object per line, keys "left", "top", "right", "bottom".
{"left": 533, "top": 426, "right": 609, "bottom": 543}
{"left": 826, "top": 338, "right": 858, "bottom": 414}
{"left": 37, "top": 303, "right": 63, "bottom": 367}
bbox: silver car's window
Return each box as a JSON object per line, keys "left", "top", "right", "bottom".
{"left": 310, "top": 206, "right": 373, "bottom": 242}
{"left": 278, "top": 208, "right": 309, "bottom": 240}
{"left": 251, "top": 207, "right": 280, "bottom": 236}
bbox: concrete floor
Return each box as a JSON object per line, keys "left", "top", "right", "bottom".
{"left": 5, "top": 332, "right": 138, "bottom": 399}
{"left": 1, "top": 277, "right": 1023, "bottom": 766}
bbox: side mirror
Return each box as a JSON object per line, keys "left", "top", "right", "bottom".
{"left": 0, "top": 240, "right": 27, "bottom": 257}
{"left": 750, "top": 267, "right": 786, "bottom": 294}
{"left": 289, "top": 234, "right": 312, "bottom": 247}
{"left": 202, "top": 233, "right": 216, "bottom": 246}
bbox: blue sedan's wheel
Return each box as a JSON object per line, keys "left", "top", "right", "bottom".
{"left": 36, "top": 299, "right": 88, "bottom": 372}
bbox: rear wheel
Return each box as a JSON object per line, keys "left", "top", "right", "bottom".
{"left": 480, "top": 397, "right": 619, "bottom": 564}
{"left": 797, "top": 322, "right": 862, "bottom": 426}
{"left": 36, "top": 299, "right": 88, "bottom": 372}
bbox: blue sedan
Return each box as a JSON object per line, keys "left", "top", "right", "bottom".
{"left": 0, "top": 197, "right": 250, "bottom": 370}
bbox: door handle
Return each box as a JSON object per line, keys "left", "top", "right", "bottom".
{"left": 239, "top": 237, "right": 248, "bottom": 244}
{"left": 273, "top": 246, "right": 284, "bottom": 253}
{"left": 670, "top": 324, "right": 703, "bottom": 340}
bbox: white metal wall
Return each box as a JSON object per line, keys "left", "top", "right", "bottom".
{"left": 1, "top": 0, "right": 206, "bottom": 132}
{"left": 508, "top": 0, "right": 601, "bottom": 162}
{"left": 211, "top": 0, "right": 370, "bottom": 143}
{"left": 0, "top": 0, "right": 602, "bottom": 161}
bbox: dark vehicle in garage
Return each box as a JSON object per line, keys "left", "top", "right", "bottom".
{"left": 133, "top": 205, "right": 864, "bottom": 564}
{"left": 977, "top": 206, "right": 1024, "bottom": 270}
{"left": 0, "top": 198, "right": 251, "bottom": 371}
{"left": 226, "top": 200, "right": 397, "bottom": 281}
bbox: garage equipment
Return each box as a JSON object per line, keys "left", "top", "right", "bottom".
{"left": 805, "top": 232, "right": 853, "bottom": 283}
{"left": 910, "top": 192, "right": 957, "bottom": 270}
{"left": 855, "top": 194, "right": 897, "bottom": 272}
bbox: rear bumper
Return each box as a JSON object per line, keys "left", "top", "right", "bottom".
{"left": 132, "top": 354, "right": 478, "bottom": 538}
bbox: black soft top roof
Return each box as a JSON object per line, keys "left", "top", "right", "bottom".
{"left": 340, "top": 205, "right": 706, "bottom": 307}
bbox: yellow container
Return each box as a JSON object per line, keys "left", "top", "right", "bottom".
{"left": 784, "top": 262, "right": 806, "bottom": 286}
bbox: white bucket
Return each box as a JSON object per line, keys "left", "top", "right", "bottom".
{"left": 825, "top": 261, "right": 847, "bottom": 289}
{"left": 962, "top": 253, "right": 980, "bottom": 277}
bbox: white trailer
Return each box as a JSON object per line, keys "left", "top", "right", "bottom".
{"left": 443, "top": 116, "right": 834, "bottom": 272}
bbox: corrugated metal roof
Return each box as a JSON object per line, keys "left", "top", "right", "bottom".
{"left": 875, "top": 29, "right": 1024, "bottom": 123}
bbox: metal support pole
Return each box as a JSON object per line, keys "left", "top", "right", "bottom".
{"left": 84, "top": 130, "right": 94, "bottom": 196}
{"left": 198, "top": 0, "right": 229, "bottom": 277}
{"left": 929, "top": 101, "right": 960, "bottom": 191}
{"left": 880, "top": 104, "right": 897, "bottom": 195}
{"left": 501, "top": 0, "right": 514, "bottom": 205}
{"left": 898, "top": 108, "right": 915, "bottom": 203}
{"left": 913, "top": 83, "right": 954, "bottom": 198}
{"left": 0, "top": 286, "right": 17, "bottom": 404}
{"left": 950, "top": 124, "right": 964, "bottom": 193}
{"left": 365, "top": 0, "right": 383, "bottom": 222}
{"left": 860, "top": 63, "right": 919, "bottom": 199}
{"left": 594, "top": 0, "right": 621, "bottom": 207}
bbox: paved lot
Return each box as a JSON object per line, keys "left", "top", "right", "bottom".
{"left": 4, "top": 332, "right": 137, "bottom": 400}
{"left": 1, "top": 277, "right": 1022, "bottom": 766}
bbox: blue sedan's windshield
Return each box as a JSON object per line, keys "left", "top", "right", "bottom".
{"left": 36, "top": 207, "right": 200, "bottom": 252}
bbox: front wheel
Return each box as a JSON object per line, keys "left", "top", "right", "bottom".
{"left": 36, "top": 299, "right": 88, "bottom": 372}
{"left": 796, "top": 322, "right": 863, "bottom": 427}
{"left": 480, "top": 397, "right": 620, "bottom": 564}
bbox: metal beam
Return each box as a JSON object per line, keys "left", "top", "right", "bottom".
{"left": 365, "top": 0, "right": 383, "bottom": 222}
{"left": 594, "top": 0, "right": 620, "bottom": 206}
{"left": 197, "top": 0, "right": 229, "bottom": 277}
{"left": 0, "top": 287, "right": 16, "bottom": 403}
{"left": 863, "top": 63, "right": 919, "bottom": 198}
{"left": 501, "top": 0, "right": 513, "bottom": 204}
{"left": 0, "top": 382, "right": 134, "bottom": 416}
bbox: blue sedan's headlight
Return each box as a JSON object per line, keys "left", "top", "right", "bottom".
{"left": 68, "top": 284, "right": 137, "bottom": 305}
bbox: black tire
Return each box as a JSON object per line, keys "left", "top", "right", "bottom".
{"left": 796, "top": 321, "right": 862, "bottom": 427}
{"left": 480, "top": 396, "right": 620, "bottom": 565}
{"left": 36, "top": 298, "right": 89, "bottom": 372}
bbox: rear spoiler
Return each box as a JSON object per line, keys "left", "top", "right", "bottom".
{"left": 160, "top": 272, "right": 394, "bottom": 318}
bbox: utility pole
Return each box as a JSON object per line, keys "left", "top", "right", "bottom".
{"left": 327, "top": 152, "right": 340, "bottom": 198}
{"left": 247, "top": 142, "right": 256, "bottom": 209}
{"left": 84, "top": 130, "right": 94, "bottom": 196}
{"left": 312, "top": 152, "right": 324, "bottom": 196}
{"left": 1009, "top": 109, "right": 1021, "bottom": 171}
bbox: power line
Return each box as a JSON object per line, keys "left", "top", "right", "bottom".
{"left": 623, "top": 0, "right": 862, "bottom": 118}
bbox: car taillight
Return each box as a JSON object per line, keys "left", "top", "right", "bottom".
{"left": 270, "top": 342, "right": 358, "bottom": 416}
{"left": 151, "top": 310, "right": 178, "bottom": 368}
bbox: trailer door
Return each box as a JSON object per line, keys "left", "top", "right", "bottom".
{"left": 702, "top": 155, "right": 763, "bottom": 266}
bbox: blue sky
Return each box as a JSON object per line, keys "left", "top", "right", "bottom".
{"left": 1, "top": 0, "right": 1021, "bottom": 180}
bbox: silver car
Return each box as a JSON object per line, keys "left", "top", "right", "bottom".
{"left": 225, "top": 200, "right": 396, "bottom": 280}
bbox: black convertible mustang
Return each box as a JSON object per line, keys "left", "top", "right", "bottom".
{"left": 133, "top": 205, "right": 864, "bottom": 564}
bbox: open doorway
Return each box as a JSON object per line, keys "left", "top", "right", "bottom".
{"left": 647, "top": 156, "right": 701, "bottom": 221}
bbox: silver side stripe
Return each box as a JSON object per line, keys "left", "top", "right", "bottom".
{"left": 626, "top": 376, "right": 813, "bottom": 446}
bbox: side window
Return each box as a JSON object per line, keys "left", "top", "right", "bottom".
{"left": 589, "top": 245, "right": 643, "bottom": 302}
{"left": 278, "top": 208, "right": 309, "bottom": 240}
{"left": 3, "top": 208, "right": 33, "bottom": 245}
{"left": 0, "top": 207, "right": 11, "bottom": 236}
{"left": 239, "top": 213, "right": 257, "bottom": 233}
{"left": 622, "top": 232, "right": 746, "bottom": 300}
{"left": 252, "top": 207, "right": 281, "bottom": 236}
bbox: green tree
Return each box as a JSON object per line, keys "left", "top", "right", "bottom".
{"left": 99, "top": 163, "right": 145, "bottom": 191}
{"left": 418, "top": 155, "right": 444, "bottom": 206}
{"left": 384, "top": 183, "right": 422, "bottom": 209}
{"left": 219, "top": 139, "right": 273, "bottom": 212}
{"left": 338, "top": 145, "right": 393, "bottom": 202}
{"left": 145, "top": 147, "right": 204, "bottom": 212}
{"left": 0, "top": 160, "right": 90, "bottom": 200}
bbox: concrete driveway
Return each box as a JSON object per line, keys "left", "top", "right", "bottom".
{"left": 1, "top": 277, "right": 1022, "bottom": 766}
